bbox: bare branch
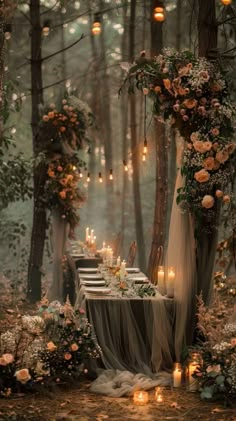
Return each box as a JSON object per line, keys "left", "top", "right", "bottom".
{"left": 42, "top": 33, "right": 85, "bottom": 62}
{"left": 41, "top": 77, "right": 68, "bottom": 91}
{"left": 40, "top": 0, "right": 60, "bottom": 15}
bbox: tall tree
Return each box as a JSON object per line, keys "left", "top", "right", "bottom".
{"left": 129, "top": 0, "right": 146, "bottom": 270}
{"left": 147, "top": 0, "right": 168, "bottom": 282}
{"left": 196, "top": 0, "right": 218, "bottom": 304}
{"left": 27, "top": 0, "right": 46, "bottom": 303}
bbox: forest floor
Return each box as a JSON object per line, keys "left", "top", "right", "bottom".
{"left": 0, "top": 275, "right": 236, "bottom": 421}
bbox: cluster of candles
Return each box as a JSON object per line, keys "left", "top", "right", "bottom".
{"left": 157, "top": 265, "right": 175, "bottom": 298}
{"left": 133, "top": 355, "right": 201, "bottom": 405}
{"left": 85, "top": 227, "right": 96, "bottom": 246}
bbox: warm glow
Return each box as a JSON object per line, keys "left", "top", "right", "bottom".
{"left": 4, "top": 32, "right": 11, "bottom": 40}
{"left": 72, "top": 165, "right": 76, "bottom": 171}
{"left": 155, "top": 387, "right": 164, "bottom": 403}
{"left": 79, "top": 170, "right": 83, "bottom": 179}
{"left": 153, "top": 10, "right": 165, "bottom": 22}
{"left": 109, "top": 169, "right": 113, "bottom": 180}
{"left": 87, "top": 173, "right": 90, "bottom": 182}
{"left": 220, "top": 0, "right": 232, "bottom": 5}
{"left": 133, "top": 391, "right": 149, "bottom": 405}
{"left": 143, "top": 139, "right": 148, "bottom": 154}
{"left": 99, "top": 172, "right": 103, "bottom": 183}
{"left": 142, "top": 153, "right": 146, "bottom": 162}
{"left": 92, "top": 22, "right": 101, "bottom": 35}
{"left": 42, "top": 26, "right": 50, "bottom": 36}
{"left": 123, "top": 160, "right": 128, "bottom": 171}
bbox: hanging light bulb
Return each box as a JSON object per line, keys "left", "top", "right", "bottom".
{"left": 79, "top": 169, "right": 83, "bottom": 178}
{"left": 99, "top": 172, "right": 103, "bottom": 183}
{"left": 72, "top": 165, "right": 77, "bottom": 171}
{"left": 123, "top": 160, "right": 128, "bottom": 172}
{"left": 109, "top": 169, "right": 113, "bottom": 180}
{"left": 92, "top": 13, "right": 102, "bottom": 35}
{"left": 87, "top": 172, "right": 90, "bottom": 182}
{"left": 143, "top": 139, "right": 148, "bottom": 155}
{"left": 142, "top": 153, "right": 146, "bottom": 162}
{"left": 42, "top": 20, "right": 50, "bottom": 36}
{"left": 4, "top": 23, "right": 12, "bottom": 40}
{"left": 153, "top": 0, "right": 165, "bottom": 22}
{"left": 220, "top": 0, "right": 232, "bottom": 5}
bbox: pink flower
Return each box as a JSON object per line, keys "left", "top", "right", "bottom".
{"left": 206, "top": 364, "right": 221, "bottom": 374}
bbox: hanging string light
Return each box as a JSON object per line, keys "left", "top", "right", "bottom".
{"left": 42, "top": 20, "right": 50, "bottom": 37}
{"left": 153, "top": 0, "right": 165, "bottom": 22}
{"left": 87, "top": 172, "right": 90, "bottom": 182}
{"left": 79, "top": 169, "right": 83, "bottom": 179}
{"left": 4, "top": 23, "right": 12, "bottom": 40}
{"left": 142, "top": 153, "right": 146, "bottom": 162}
{"left": 143, "top": 95, "right": 148, "bottom": 156}
{"left": 109, "top": 169, "right": 113, "bottom": 180}
{"left": 91, "top": 13, "right": 102, "bottom": 35}
{"left": 220, "top": 0, "right": 232, "bottom": 4}
{"left": 99, "top": 172, "right": 103, "bottom": 183}
{"left": 123, "top": 160, "right": 128, "bottom": 172}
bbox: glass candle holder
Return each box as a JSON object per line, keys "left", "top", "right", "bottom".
{"left": 133, "top": 390, "right": 149, "bottom": 405}
{"left": 186, "top": 352, "right": 202, "bottom": 392}
{"left": 155, "top": 387, "right": 164, "bottom": 403}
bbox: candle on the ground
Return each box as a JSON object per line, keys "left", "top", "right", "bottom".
{"left": 155, "top": 387, "right": 163, "bottom": 403}
{"left": 133, "top": 391, "right": 149, "bottom": 405}
{"left": 173, "top": 363, "right": 182, "bottom": 388}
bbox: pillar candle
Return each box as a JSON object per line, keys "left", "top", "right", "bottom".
{"left": 167, "top": 267, "right": 175, "bottom": 298}
{"left": 116, "top": 256, "right": 121, "bottom": 267}
{"left": 173, "top": 363, "right": 182, "bottom": 388}
{"left": 85, "top": 227, "right": 89, "bottom": 242}
{"left": 120, "top": 260, "right": 126, "bottom": 281}
{"left": 157, "top": 266, "right": 166, "bottom": 295}
{"left": 91, "top": 229, "right": 94, "bottom": 242}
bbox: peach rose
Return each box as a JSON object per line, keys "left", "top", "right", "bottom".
{"left": 15, "top": 368, "right": 31, "bottom": 384}
{"left": 47, "top": 341, "right": 57, "bottom": 352}
{"left": 211, "top": 128, "right": 220, "bottom": 136}
{"left": 183, "top": 98, "right": 198, "bottom": 109}
{"left": 215, "top": 190, "right": 223, "bottom": 198}
{"left": 211, "top": 82, "right": 222, "bottom": 92}
{"left": 48, "top": 111, "right": 55, "bottom": 118}
{"left": 59, "top": 191, "right": 66, "bottom": 199}
{"left": 201, "top": 195, "right": 215, "bottom": 209}
{"left": 213, "top": 160, "right": 220, "bottom": 170}
{"left": 226, "top": 143, "right": 236, "bottom": 155}
{"left": 142, "top": 87, "right": 149, "bottom": 95}
{"left": 203, "top": 141, "right": 212, "bottom": 152}
{"left": 190, "top": 132, "right": 200, "bottom": 142}
{"left": 163, "top": 79, "right": 171, "bottom": 90}
{"left": 0, "top": 353, "right": 14, "bottom": 366}
{"left": 231, "top": 338, "right": 236, "bottom": 347}
{"left": 178, "top": 66, "right": 190, "bottom": 77}
{"left": 194, "top": 169, "right": 210, "bottom": 183}
{"left": 216, "top": 150, "right": 229, "bottom": 164}
{"left": 42, "top": 115, "right": 49, "bottom": 122}
{"left": 178, "top": 87, "right": 188, "bottom": 96}
{"left": 48, "top": 170, "right": 55, "bottom": 178}
{"left": 64, "top": 352, "right": 72, "bottom": 361}
{"left": 203, "top": 157, "right": 215, "bottom": 171}
{"left": 59, "top": 126, "right": 66, "bottom": 132}
{"left": 223, "top": 195, "right": 230, "bottom": 204}
{"left": 57, "top": 166, "right": 63, "bottom": 172}
{"left": 198, "top": 70, "right": 210, "bottom": 82}
{"left": 193, "top": 141, "right": 205, "bottom": 153}
{"left": 70, "top": 343, "right": 79, "bottom": 352}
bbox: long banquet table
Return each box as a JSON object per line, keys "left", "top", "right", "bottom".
{"left": 75, "top": 266, "right": 176, "bottom": 376}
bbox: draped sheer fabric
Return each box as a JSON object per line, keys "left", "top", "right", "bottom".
{"left": 166, "top": 135, "right": 197, "bottom": 359}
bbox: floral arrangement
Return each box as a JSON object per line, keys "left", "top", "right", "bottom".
{"left": 123, "top": 49, "right": 236, "bottom": 232}
{"left": 44, "top": 155, "right": 84, "bottom": 230}
{"left": 0, "top": 298, "right": 101, "bottom": 397}
{"left": 193, "top": 294, "right": 236, "bottom": 404}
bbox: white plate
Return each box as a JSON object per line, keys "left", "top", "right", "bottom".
{"left": 80, "top": 274, "right": 104, "bottom": 280}
{"left": 79, "top": 268, "right": 98, "bottom": 273}
{"left": 81, "top": 280, "right": 106, "bottom": 286}
{"left": 85, "top": 287, "right": 111, "bottom": 295}
{"left": 126, "top": 268, "right": 140, "bottom": 273}
{"left": 71, "top": 253, "right": 85, "bottom": 258}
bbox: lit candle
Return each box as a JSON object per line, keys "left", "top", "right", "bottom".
{"left": 91, "top": 229, "right": 94, "bottom": 242}
{"left": 116, "top": 256, "right": 121, "bottom": 267}
{"left": 155, "top": 387, "right": 163, "bottom": 403}
{"left": 173, "top": 363, "right": 182, "bottom": 388}
{"left": 133, "top": 391, "right": 149, "bottom": 405}
{"left": 120, "top": 260, "right": 126, "bottom": 281}
{"left": 87, "top": 235, "right": 91, "bottom": 245}
{"left": 85, "top": 227, "right": 89, "bottom": 242}
{"left": 188, "top": 363, "right": 199, "bottom": 392}
{"left": 167, "top": 266, "right": 175, "bottom": 298}
{"left": 157, "top": 265, "right": 166, "bottom": 295}
{"left": 103, "top": 241, "right": 106, "bottom": 249}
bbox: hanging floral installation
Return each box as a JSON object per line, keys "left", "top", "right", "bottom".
{"left": 122, "top": 50, "right": 236, "bottom": 233}
{"left": 0, "top": 298, "right": 101, "bottom": 396}
{"left": 37, "top": 97, "right": 93, "bottom": 230}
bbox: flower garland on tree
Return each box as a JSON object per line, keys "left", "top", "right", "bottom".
{"left": 123, "top": 50, "right": 236, "bottom": 233}
{"left": 38, "top": 97, "right": 93, "bottom": 231}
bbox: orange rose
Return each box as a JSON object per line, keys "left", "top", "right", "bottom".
{"left": 15, "top": 368, "right": 31, "bottom": 384}
{"left": 216, "top": 150, "right": 229, "bottom": 164}
{"left": 194, "top": 169, "right": 210, "bottom": 183}
{"left": 201, "top": 195, "right": 215, "bottom": 209}
{"left": 193, "top": 141, "right": 205, "bottom": 153}
{"left": 0, "top": 353, "right": 14, "bottom": 366}
{"left": 178, "top": 87, "right": 188, "bottom": 96}
{"left": 48, "top": 170, "right": 55, "bottom": 178}
{"left": 163, "top": 79, "right": 171, "bottom": 90}
{"left": 223, "top": 195, "right": 230, "bottom": 204}
{"left": 215, "top": 190, "right": 223, "bottom": 198}
{"left": 203, "top": 141, "right": 212, "bottom": 152}
{"left": 183, "top": 98, "right": 198, "bottom": 109}
{"left": 47, "top": 341, "right": 57, "bottom": 352}
{"left": 59, "top": 191, "right": 66, "bottom": 199}
{"left": 64, "top": 352, "right": 72, "bottom": 361}
{"left": 203, "top": 157, "right": 215, "bottom": 171}
{"left": 60, "top": 126, "right": 66, "bottom": 132}
{"left": 70, "top": 343, "right": 79, "bottom": 352}
{"left": 48, "top": 111, "right": 55, "bottom": 118}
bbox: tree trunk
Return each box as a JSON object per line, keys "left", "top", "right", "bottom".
{"left": 148, "top": 0, "right": 168, "bottom": 282}
{"left": 198, "top": 0, "right": 217, "bottom": 58}
{"left": 129, "top": 0, "right": 146, "bottom": 271}
{"left": 176, "top": 0, "right": 182, "bottom": 51}
{"left": 99, "top": 0, "right": 114, "bottom": 233}
{"left": 27, "top": 0, "right": 46, "bottom": 303}
{"left": 196, "top": 0, "right": 218, "bottom": 304}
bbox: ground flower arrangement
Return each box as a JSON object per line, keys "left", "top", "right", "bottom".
{"left": 123, "top": 49, "right": 236, "bottom": 233}
{"left": 193, "top": 294, "right": 236, "bottom": 405}
{"left": 0, "top": 298, "right": 101, "bottom": 397}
